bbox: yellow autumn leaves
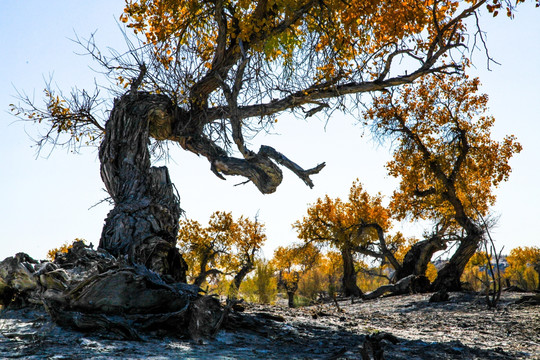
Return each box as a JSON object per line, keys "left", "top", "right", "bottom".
{"left": 177, "top": 211, "right": 266, "bottom": 285}
{"left": 120, "top": 0, "right": 466, "bottom": 83}
{"left": 364, "top": 74, "right": 522, "bottom": 224}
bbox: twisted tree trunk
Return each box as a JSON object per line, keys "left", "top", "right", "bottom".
{"left": 432, "top": 233, "right": 482, "bottom": 291}
{"left": 229, "top": 262, "right": 254, "bottom": 299}
{"left": 98, "top": 92, "right": 187, "bottom": 282}
{"left": 393, "top": 235, "right": 447, "bottom": 281}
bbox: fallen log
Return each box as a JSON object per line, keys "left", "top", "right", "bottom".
{"left": 363, "top": 275, "right": 431, "bottom": 300}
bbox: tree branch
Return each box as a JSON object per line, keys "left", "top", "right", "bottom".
{"left": 205, "top": 64, "right": 459, "bottom": 123}
{"left": 259, "top": 145, "right": 325, "bottom": 188}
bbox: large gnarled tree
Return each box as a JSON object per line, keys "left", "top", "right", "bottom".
{"left": 10, "top": 0, "right": 527, "bottom": 298}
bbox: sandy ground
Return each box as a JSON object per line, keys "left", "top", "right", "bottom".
{"left": 1, "top": 291, "right": 538, "bottom": 359}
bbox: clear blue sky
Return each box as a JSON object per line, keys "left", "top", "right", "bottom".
{"left": 1, "top": 2, "right": 539, "bottom": 260}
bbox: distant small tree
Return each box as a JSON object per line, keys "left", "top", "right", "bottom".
{"left": 177, "top": 211, "right": 235, "bottom": 286}
{"left": 272, "top": 243, "right": 319, "bottom": 307}
{"left": 505, "top": 246, "right": 540, "bottom": 291}
{"left": 294, "top": 181, "right": 396, "bottom": 297}
{"left": 178, "top": 211, "right": 266, "bottom": 293}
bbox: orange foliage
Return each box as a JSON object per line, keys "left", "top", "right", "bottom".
{"left": 294, "top": 180, "right": 391, "bottom": 254}
{"left": 365, "top": 74, "right": 522, "bottom": 225}
{"left": 271, "top": 243, "right": 320, "bottom": 293}
{"left": 14, "top": 0, "right": 535, "bottom": 161}
{"left": 177, "top": 211, "right": 266, "bottom": 286}
{"left": 117, "top": 0, "right": 532, "bottom": 109}
{"left": 461, "top": 251, "right": 490, "bottom": 291}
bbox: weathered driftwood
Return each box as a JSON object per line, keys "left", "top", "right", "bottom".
{"left": 0, "top": 253, "right": 43, "bottom": 308}
{"left": 515, "top": 293, "right": 540, "bottom": 306}
{"left": 0, "top": 242, "right": 223, "bottom": 340}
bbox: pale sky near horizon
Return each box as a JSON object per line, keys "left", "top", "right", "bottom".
{"left": 1, "top": 1, "right": 539, "bottom": 261}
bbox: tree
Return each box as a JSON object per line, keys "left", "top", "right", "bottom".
{"left": 11, "top": 1, "right": 516, "bottom": 277}
{"left": 392, "top": 226, "right": 453, "bottom": 282}
{"left": 271, "top": 243, "right": 319, "bottom": 307}
{"left": 177, "top": 211, "right": 266, "bottom": 292}
{"left": 228, "top": 215, "right": 266, "bottom": 298}
{"left": 8, "top": 0, "right": 532, "bottom": 336}
{"left": 365, "top": 74, "right": 522, "bottom": 290}
{"left": 505, "top": 246, "right": 540, "bottom": 291}
{"left": 177, "top": 211, "right": 235, "bottom": 286}
{"left": 392, "top": 236, "right": 439, "bottom": 282}
{"left": 294, "top": 181, "right": 397, "bottom": 296}
{"left": 295, "top": 180, "right": 443, "bottom": 300}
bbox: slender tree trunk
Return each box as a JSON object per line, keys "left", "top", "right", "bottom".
{"left": 229, "top": 262, "right": 254, "bottom": 299}
{"left": 393, "top": 235, "right": 447, "bottom": 281}
{"left": 98, "top": 93, "right": 187, "bottom": 282}
{"left": 432, "top": 234, "right": 481, "bottom": 291}
{"left": 287, "top": 291, "right": 295, "bottom": 308}
{"left": 341, "top": 247, "right": 363, "bottom": 297}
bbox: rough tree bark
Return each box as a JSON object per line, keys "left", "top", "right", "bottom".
{"left": 98, "top": 92, "right": 187, "bottom": 282}
{"left": 0, "top": 242, "right": 224, "bottom": 340}
{"left": 432, "top": 233, "right": 481, "bottom": 291}
{"left": 393, "top": 235, "right": 447, "bottom": 281}
{"left": 341, "top": 247, "right": 363, "bottom": 297}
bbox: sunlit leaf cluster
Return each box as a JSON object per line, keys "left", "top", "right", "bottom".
{"left": 365, "top": 74, "right": 522, "bottom": 223}
{"left": 505, "top": 246, "right": 540, "bottom": 290}
{"left": 122, "top": 0, "right": 453, "bottom": 82}
{"left": 294, "top": 180, "right": 391, "bottom": 252}
{"left": 177, "top": 211, "right": 265, "bottom": 285}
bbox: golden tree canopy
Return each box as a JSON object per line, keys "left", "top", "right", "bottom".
{"left": 294, "top": 180, "right": 391, "bottom": 253}
{"left": 364, "top": 74, "right": 522, "bottom": 225}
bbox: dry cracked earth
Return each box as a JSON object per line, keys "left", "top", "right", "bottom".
{"left": 1, "top": 291, "right": 538, "bottom": 359}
